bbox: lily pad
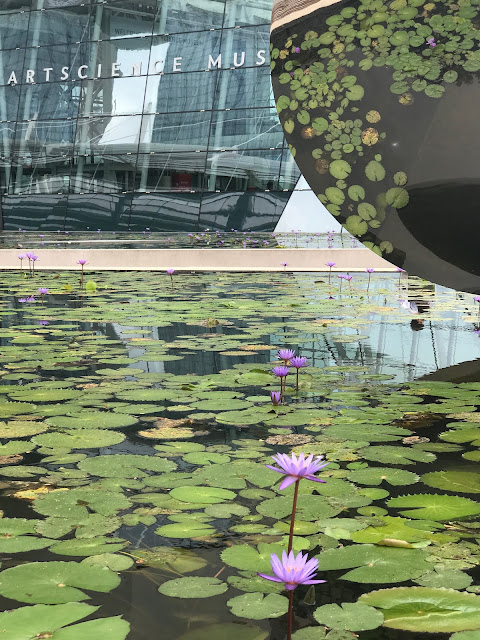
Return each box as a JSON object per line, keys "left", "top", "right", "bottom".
{"left": 158, "top": 576, "right": 228, "bottom": 598}
{"left": 387, "top": 494, "right": 480, "bottom": 521}
{"left": 422, "top": 470, "right": 480, "bottom": 494}
{"left": 177, "top": 623, "right": 268, "bottom": 640}
{"left": 227, "top": 593, "right": 289, "bottom": 620}
{"left": 317, "top": 544, "right": 430, "bottom": 583}
{"left": 33, "top": 429, "right": 125, "bottom": 449}
{"left": 313, "top": 602, "right": 384, "bottom": 631}
{"left": 170, "top": 486, "right": 236, "bottom": 504}
{"left": 347, "top": 467, "right": 419, "bottom": 486}
{"left": 359, "top": 587, "right": 480, "bottom": 632}
{"left": 0, "top": 561, "right": 121, "bottom": 603}
{"left": 49, "top": 537, "right": 128, "bottom": 557}
{"left": 359, "top": 445, "right": 436, "bottom": 465}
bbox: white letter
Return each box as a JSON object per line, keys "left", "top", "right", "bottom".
{"left": 111, "top": 62, "right": 121, "bottom": 77}
{"left": 7, "top": 71, "right": 17, "bottom": 85}
{"left": 25, "top": 69, "right": 35, "bottom": 83}
{"left": 153, "top": 60, "right": 164, "bottom": 73}
{"left": 44, "top": 67, "right": 53, "bottom": 81}
{"left": 208, "top": 54, "right": 222, "bottom": 69}
{"left": 173, "top": 57, "right": 182, "bottom": 72}
{"left": 256, "top": 50, "right": 266, "bottom": 66}
{"left": 97, "top": 63, "right": 102, "bottom": 78}
{"left": 131, "top": 62, "right": 142, "bottom": 76}
{"left": 61, "top": 66, "right": 69, "bottom": 80}
{"left": 233, "top": 52, "right": 246, "bottom": 67}
{"left": 77, "top": 65, "right": 88, "bottom": 79}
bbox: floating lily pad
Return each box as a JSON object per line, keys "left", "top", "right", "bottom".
{"left": 227, "top": 593, "right": 289, "bottom": 620}
{"left": 33, "top": 429, "right": 125, "bottom": 449}
{"left": 78, "top": 454, "right": 176, "bottom": 478}
{"left": 313, "top": 602, "right": 384, "bottom": 631}
{"left": 46, "top": 411, "right": 138, "bottom": 429}
{"left": 177, "top": 623, "right": 268, "bottom": 640}
{"left": 49, "top": 537, "right": 128, "bottom": 557}
{"left": 347, "top": 467, "right": 419, "bottom": 486}
{"left": 359, "top": 445, "right": 436, "bottom": 465}
{"left": 155, "top": 520, "right": 216, "bottom": 539}
{"left": 0, "top": 561, "right": 121, "bottom": 603}
{"left": 387, "top": 494, "right": 480, "bottom": 521}
{"left": 359, "top": 587, "right": 480, "bottom": 632}
{"left": 158, "top": 576, "right": 228, "bottom": 598}
{"left": 317, "top": 544, "right": 430, "bottom": 583}
{"left": 422, "top": 470, "right": 480, "bottom": 494}
{"left": 132, "top": 546, "right": 207, "bottom": 573}
{"left": 170, "top": 486, "right": 236, "bottom": 504}
{"left": 0, "top": 603, "right": 100, "bottom": 639}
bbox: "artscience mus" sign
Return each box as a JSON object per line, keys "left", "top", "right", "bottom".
{"left": 6, "top": 49, "right": 268, "bottom": 84}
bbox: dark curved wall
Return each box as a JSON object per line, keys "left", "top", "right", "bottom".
{"left": 0, "top": 0, "right": 299, "bottom": 231}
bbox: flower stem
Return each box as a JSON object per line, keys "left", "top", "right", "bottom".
{"left": 288, "top": 479, "right": 300, "bottom": 554}
{"left": 295, "top": 369, "right": 299, "bottom": 393}
{"left": 287, "top": 590, "right": 293, "bottom": 640}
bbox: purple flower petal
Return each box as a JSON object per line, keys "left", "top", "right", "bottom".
{"left": 279, "top": 475, "right": 298, "bottom": 490}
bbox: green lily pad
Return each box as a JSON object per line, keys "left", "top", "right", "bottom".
{"left": 414, "top": 569, "right": 473, "bottom": 589}
{"left": 256, "top": 495, "right": 340, "bottom": 521}
{"left": 170, "top": 486, "right": 236, "bottom": 504}
{"left": 317, "top": 544, "right": 430, "bottom": 583}
{"left": 155, "top": 520, "right": 216, "bottom": 539}
{"left": 158, "top": 576, "right": 228, "bottom": 598}
{"left": 359, "top": 445, "right": 436, "bottom": 465}
{"left": 49, "top": 537, "right": 128, "bottom": 557}
{"left": 0, "top": 603, "right": 98, "bottom": 638}
{"left": 78, "top": 454, "right": 176, "bottom": 478}
{"left": 32, "top": 488, "right": 131, "bottom": 518}
{"left": 227, "top": 593, "right": 289, "bottom": 620}
{"left": 46, "top": 411, "right": 138, "bottom": 429}
{"left": 0, "top": 561, "right": 121, "bottom": 603}
{"left": 221, "top": 541, "right": 309, "bottom": 574}
{"left": 81, "top": 553, "right": 134, "bottom": 571}
{"left": 347, "top": 467, "right": 419, "bottom": 486}
{"left": 52, "top": 616, "right": 130, "bottom": 640}
{"left": 33, "top": 429, "right": 125, "bottom": 449}
{"left": 313, "top": 602, "right": 384, "bottom": 631}
{"left": 132, "top": 546, "right": 207, "bottom": 573}
{"left": 0, "top": 420, "right": 48, "bottom": 438}
{"left": 387, "top": 494, "right": 480, "bottom": 521}
{"left": 359, "top": 587, "right": 480, "bottom": 632}
{"left": 227, "top": 574, "right": 284, "bottom": 594}
{"left": 422, "top": 470, "right": 480, "bottom": 494}
{"left": 350, "top": 516, "right": 450, "bottom": 545}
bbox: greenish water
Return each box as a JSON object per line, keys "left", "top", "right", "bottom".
{"left": 0, "top": 270, "right": 479, "bottom": 640}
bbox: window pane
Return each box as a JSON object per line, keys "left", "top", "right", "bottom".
{"left": 150, "top": 30, "right": 222, "bottom": 74}
{"left": 11, "top": 158, "right": 72, "bottom": 196}
{"left": 0, "top": 10, "right": 29, "bottom": 49}
{"left": 278, "top": 146, "right": 301, "bottom": 190}
{"left": 100, "top": 2, "right": 156, "bottom": 40}
{"left": 153, "top": 0, "right": 225, "bottom": 36}
{"left": 19, "top": 82, "right": 78, "bottom": 120}
{"left": 223, "top": 0, "right": 271, "bottom": 27}
{"left": 77, "top": 77, "right": 147, "bottom": 117}
{"left": 204, "top": 149, "right": 282, "bottom": 192}
{"left": 0, "top": 85, "right": 21, "bottom": 123}
{"left": 129, "top": 192, "right": 201, "bottom": 231}
{"left": 146, "top": 71, "right": 215, "bottom": 114}
{"left": 214, "top": 66, "right": 273, "bottom": 110}
{"left": 135, "top": 152, "right": 207, "bottom": 192}
{"left": 75, "top": 115, "right": 142, "bottom": 155}
{"left": 65, "top": 192, "right": 131, "bottom": 230}
{"left": 71, "top": 154, "right": 137, "bottom": 194}
{"left": 13, "top": 120, "right": 77, "bottom": 159}
{"left": 209, "top": 107, "right": 282, "bottom": 150}
{"left": 27, "top": 6, "right": 94, "bottom": 48}
{"left": 221, "top": 24, "right": 270, "bottom": 60}
{"left": 141, "top": 111, "right": 212, "bottom": 153}
{"left": 199, "top": 191, "right": 289, "bottom": 231}
{"left": 3, "top": 194, "right": 68, "bottom": 231}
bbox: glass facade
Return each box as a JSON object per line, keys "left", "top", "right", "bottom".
{"left": 0, "top": 0, "right": 300, "bottom": 231}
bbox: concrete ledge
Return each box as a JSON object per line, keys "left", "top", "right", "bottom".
{"left": 0, "top": 248, "right": 397, "bottom": 272}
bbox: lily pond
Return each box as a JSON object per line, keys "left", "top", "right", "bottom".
{"left": 1, "top": 268, "right": 480, "bottom": 640}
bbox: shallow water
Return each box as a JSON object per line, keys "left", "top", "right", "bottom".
{"left": 0, "top": 270, "right": 479, "bottom": 639}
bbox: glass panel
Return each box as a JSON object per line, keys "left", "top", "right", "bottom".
{"left": 11, "top": 158, "right": 72, "bottom": 196}
{"left": 0, "top": 85, "right": 21, "bottom": 123}
{"left": 100, "top": 2, "right": 156, "bottom": 40}
{"left": 0, "top": 10, "right": 29, "bottom": 49}
{"left": 64, "top": 193, "right": 131, "bottom": 230}
{"left": 3, "top": 194, "right": 68, "bottom": 231}
{"left": 214, "top": 66, "right": 273, "bottom": 110}
{"left": 13, "top": 120, "right": 77, "bottom": 159}
{"left": 203, "top": 149, "right": 282, "bottom": 192}
{"left": 0, "top": 49, "right": 28, "bottom": 86}
{"left": 71, "top": 154, "right": 137, "bottom": 194}
{"left": 129, "top": 192, "right": 201, "bottom": 231}
{"left": 209, "top": 107, "right": 282, "bottom": 150}
{"left": 152, "top": 0, "right": 225, "bottom": 36}
{"left": 220, "top": 25, "right": 270, "bottom": 61}
{"left": 150, "top": 30, "right": 222, "bottom": 74}
{"left": 223, "top": 0, "right": 272, "bottom": 27}
{"left": 278, "top": 145, "right": 301, "bottom": 191}
{"left": 75, "top": 115, "right": 142, "bottom": 155}
{"left": 135, "top": 152, "right": 207, "bottom": 192}
{"left": 145, "top": 71, "right": 215, "bottom": 115}
{"left": 199, "top": 191, "right": 289, "bottom": 231}
{"left": 17, "top": 42, "right": 90, "bottom": 85}
{"left": 19, "top": 82, "right": 78, "bottom": 120}
{"left": 77, "top": 77, "right": 147, "bottom": 117}
{"left": 141, "top": 111, "right": 212, "bottom": 153}
{"left": 27, "top": 6, "right": 94, "bottom": 48}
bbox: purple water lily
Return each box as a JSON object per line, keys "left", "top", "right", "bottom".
{"left": 271, "top": 391, "right": 281, "bottom": 406}
{"left": 167, "top": 269, "right": 175, "bottom": 275}
{"left": 77, "top": 259, "right": 87, "bottom": 265}
{"left": 18, "top": 298, "right": 26, "bottom": 303}
{"left": 38, "top": 288, "right": 48, "bottom": 295}
{"left": 326, "top": 261, "right": 336, "bottom": 267}
{"left": 266, "top": 452, "right": 329, "bottom": 490}
{"left": 278, "top": 349, "right": 295, "bottom": 362}
{"left": 38, "top": 320, "right": 49, "bottom": 326}
{"left": 366, "top": 268, "right": 375, "bottom": 273}
{"left": 290, "top": 356, "right": 308, "bottom": 369}
{"left": 427, "top": 37, "right": 436, "bottom": 47}
{"left": 272, "top": 366, "right": 290, "bottom": 378}
{"left": 258, "top": 550, "right": 325, "bottom": 591}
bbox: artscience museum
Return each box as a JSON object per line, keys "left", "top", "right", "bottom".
{"left": 0, "top": 0, "right": 305, "bottom": 231}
